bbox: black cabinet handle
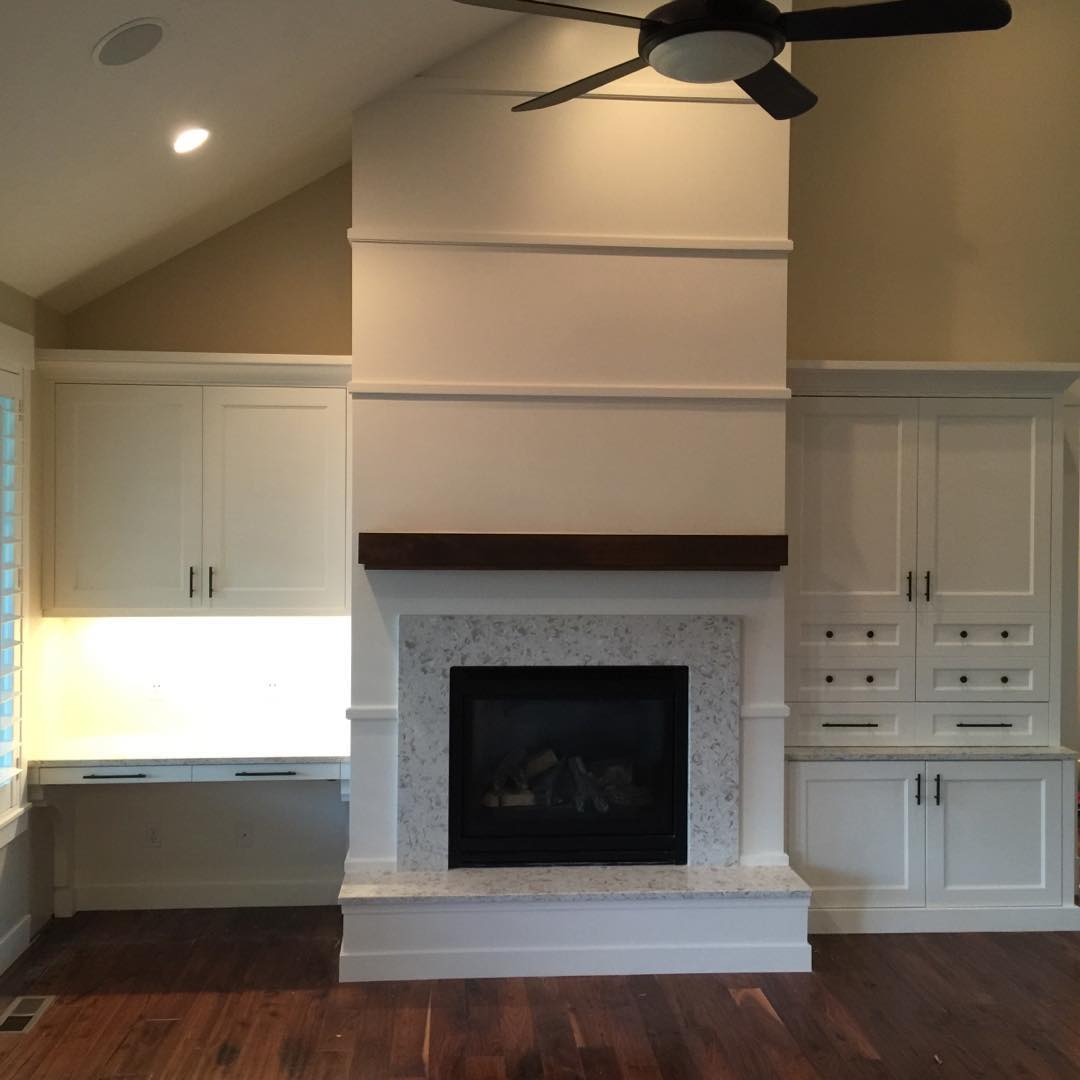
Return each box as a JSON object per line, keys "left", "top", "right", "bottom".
{"left": 82, "top": 773, "right": 148, "bottom": 780}
{"left": 1001, "top": 676, "right": 1010, "bottom": 685}
{"left": 825, "top": 630, "right": 834, "bottom": 639}
{"left": 960, "top": 675, "right": 968, "bottom": 684}
{"left": 956, "top": 722, "right": 1013, "bottom": 729}
{"left": 960, "top": 630, "right": 968, "bottom": 639}
{"left": 188, "top": 566, "right": 195, "bottom": 599}
{"left": 234, "top": 770, "right": 298, "bottom": 778}
{"left": 924, "top": 571, "right": 932, "bottom": 602}
{"left": 916, "top": 773, "right": 922, "bottom": 806}
{"left": 825, "top": 675, "right": 834, "bottom": 684}
{"left": 934, "top": 774, "right": 942, "bottom": 805}
{"left": 865, "top": 675, "right": 875, "bottom": 684}
{"left": 866, "top": 630, "right": 875, "bottom": 639}
{"left": 907, "top": 571, "right": 914, "bottom": 603}
{"left": 1001, "top": 630, "right": 1010, "bottom": 639}
{"left": 208, "top": 566, "right": 215, "bottom": 599}
{"left": 822, "top": 722, "right": 880, "bottom": 728}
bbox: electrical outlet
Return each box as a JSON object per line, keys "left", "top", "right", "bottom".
{"left": 146, "top": 825, "right": 162, "bottom": 848}
{"left": 235, "top": 823, "right": 253, "bottom": 849}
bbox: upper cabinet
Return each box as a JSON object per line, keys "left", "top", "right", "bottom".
{"left": 788, "top": 397, "right": 1052, "bottom": 614}
{"left": 54, "top": 385, "right": 203, "bottom": 610}
{"left": 788, "top": 398, "right": 918, "bottom": 612}
{"left": 917, "top": 400, "right": 1051, "bottom": 612}
{"left": 51, "top": 384, "right": 347, "bottom": 614}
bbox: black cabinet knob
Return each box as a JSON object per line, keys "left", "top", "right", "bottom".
{"left": 1001, "top": 675, "right": 1009, "bottom": 684}
{"left": 825, "top": 675, "right": 834, "bottom": 684}
{"left": 960, "top": 630, "right": 968, "bottom": 639}
{"left": 1001, "top": 630, "right": 1009, "bottom": 639}
{"left": 866, "top": 630, "right": 875, "bottom": 639}
{"left": 960, "top": 675, "right": 968, "bottom": 684}
{"left": 825, "top": 630, "right": 834, "bottom": 639}
{"left": 866, "top": 675, "right": 875, "bottom": 684}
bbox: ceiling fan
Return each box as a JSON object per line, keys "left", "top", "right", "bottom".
{"left": 451, "top": 0, "right": 1012, "bottom": 119}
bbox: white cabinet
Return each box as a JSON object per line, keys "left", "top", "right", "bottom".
{"left": 54, "top": 385, "right": 203, "bottom": 610}
{"left": 787, "top": 761, "right": 926, "bottom": 908}
{"left": 789, "top": 759, "right": 1064, "bottom": 910}
{"left": 787, "top": 398, "right": 918, "bottom": 612}
{"left": 787, "top": 392, "right": 1058, "bottom": 747}
{"left": 917, "top": 401, "right": 1051, "bottom": 612}
{"left": 51, "top": 384, "right": 346, "bottom": 614}
{"left": 925, "top": 761, "right": 1061, "bottom": 907}
{"left": 202, "top": 388, "right": 346, "bottom": 610}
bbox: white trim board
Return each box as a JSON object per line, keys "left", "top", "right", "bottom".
{"left": 0, "top": 915, "right": 31, "bottom": 977}
{"left": 348, "top": 381, "right": 790, "bottom": 402}
{"left": 340, "top": 896, "right": 810, "bottom": 982}
{"left": 809, "top": 905, "right": 1080, "bottom": 934}
{"left": 72, "top": 877, "right": 343, "bottom": 912}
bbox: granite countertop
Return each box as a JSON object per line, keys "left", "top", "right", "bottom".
{"left": 340, "top": 864, "right": 810, "bottom": 904}
{"left": 786, "top": 745, "right": 1078, "bottom": 762}
{"left": 31, "top": 755, "right": 348, "bottom": 768}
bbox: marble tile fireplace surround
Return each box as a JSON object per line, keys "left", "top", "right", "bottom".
{"left": 339, "top": 609, "right": 811, "bottom": 981}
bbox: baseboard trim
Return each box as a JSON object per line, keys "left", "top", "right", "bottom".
{"left": 809, "top": 905, "right": 1080, "bottom": 934}
{"left": 343, "top": 858, "right": 397, "bottom": 876}
{"left": 340, "top": 941, "right": 812, "bottom": 982}
{"left": 0, "top": 914, "right": 31, "bottom": 976}
{"left": 73, "top": 878, "right": 342, "bottom": 912}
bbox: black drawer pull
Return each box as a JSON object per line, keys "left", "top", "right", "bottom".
{"left": 959, "top": 675, "right": 968, "bottom": 684}
{"left": 825, "top": 630, "right": 834, "bottom": 639}
{"left": 1001, "top": 676, "right": 1010, "bottom": 684}
{"left": 865, "top": 675, "right": 875, "bottom": 684}
{"left": 822, "top": 722, "right": 880, "bottom": 728}
{"left": 82, "top": 773, "right": 148, "bottom": 780}
{"left": 956, "top": 722, "right": 1013, "bottom": 729}
{"left": 234, "top": 770, "right": 299, "bottom": 778}
{"left": 1001, "top": 630, "right": 1010, "bottom": 639}
{"left": 959, "top": 630, "right": 968, "bottom": 639}
{"left": 825, "top": 675, "right": 834, "bottom": 684}
{"left": 866, "top": 630, "right": 875, "bottom": 639}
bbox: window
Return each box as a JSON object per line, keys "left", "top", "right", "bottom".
{"left": 0, "top": 369, "right": 23, "bottom": 815}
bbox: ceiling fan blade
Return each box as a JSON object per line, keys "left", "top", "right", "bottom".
{"left": 735, "top": 61, "right": 818, "bottom": 119}
{"left": 778, "top": 0, "right": 1011, "bottom": 43}
{"left": 513, "top": 57, "right": 649, "bottom": 112}
{"left": 452, "top": 0, "right": 644, "bottom": 30}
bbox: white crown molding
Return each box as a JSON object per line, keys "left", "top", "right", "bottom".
{"left": 347, "top": 229, "right": 793, "bottom": 259}
{"left": 35, "top": 349, "right": 351, "bottom": 388}
{"left": 349, "top": 380, "right": 790, "bottom": 402}
{"left": 789, "top": 360, "right": 1080, "bottom": 399}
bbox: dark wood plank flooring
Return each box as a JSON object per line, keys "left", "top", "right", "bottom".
{"left": 1, "top": 908, "right": 1079, "bottom": 1078}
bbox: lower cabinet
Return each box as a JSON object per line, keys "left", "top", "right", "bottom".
{"left": 788, "top": 759, "right": 1064, "bottom": 909}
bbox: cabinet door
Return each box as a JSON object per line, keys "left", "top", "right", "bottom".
{"left": 53, "top": 385, "right": 202, "bottom": 610}
{"left": 202, "top": 388, "right": 346, "bottom": 611}
{"left": 788, "top": 399, "right": 918, "bottom": 611}
{"left": 787, "top": 761, "right": 926, "bottom": 908}
{"left": 926, "top": 761, "right": 1061, "bottom": 907}
{"left": 917, "top": 400, "right": 1051, "bottom": 612}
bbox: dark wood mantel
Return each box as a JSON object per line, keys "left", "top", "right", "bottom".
{"left": 356, "top": 533, "right": 788, "bottom": 572}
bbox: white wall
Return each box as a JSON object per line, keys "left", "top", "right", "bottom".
{"left": 349, "top": 17, "right": 793, "bottom": 869}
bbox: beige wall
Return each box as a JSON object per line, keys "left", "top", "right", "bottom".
{"left": 0, "top": 281, "right": 65, "bottom": 347}
{"left": 788, "top": 1, "right": 1080, "bottom": 364}
{"left": 64, "top": 165, "right": 351, "bottom": 355}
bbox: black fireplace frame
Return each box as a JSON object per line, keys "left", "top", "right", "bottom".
{"left": 448, "top": 665, "right": 689, "bottom": 869}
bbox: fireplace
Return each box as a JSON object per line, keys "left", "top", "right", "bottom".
{"left": 448, "top": 665, "right": 689, "bottom": 868}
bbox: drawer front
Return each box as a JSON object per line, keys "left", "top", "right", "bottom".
{"left": 789, "top": 612, "right": 915, "bottom": 657}
{"left": 787, "top": 704, "right": 918, "bottom": 746}
{"left": 915, "top": 657, "right": 1048, "bottom": 702}
{"left": 38, "top": 764, "right": 193, "bottom": 785}
{"left": 191, "top": 762, "right": 341, "bottom": 783}
{"left": 915, "top": 703, "right": 1050, "bottom": 746}
{"left": 786, "top": 657, "right": 914, "bottom": 702}
{"left": 917, "top": 613, "right": 1049, "bottom": 657}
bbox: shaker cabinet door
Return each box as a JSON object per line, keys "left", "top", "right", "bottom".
{"left": 917, "top": 400, "right": 1051, "bottom": 612}
{"left": 788, "top": 398, "right": 918, "bottom": 612}
{"left": 53, "top": 384, "right": 203, "bottom": 610}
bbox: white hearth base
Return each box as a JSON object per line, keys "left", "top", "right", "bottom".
{"left": 338, "top": 865, "right": 811, "bottom": 982}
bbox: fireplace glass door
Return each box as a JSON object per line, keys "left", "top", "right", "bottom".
{"left": 448, "top": 665, "right": 689, "bottom": 868}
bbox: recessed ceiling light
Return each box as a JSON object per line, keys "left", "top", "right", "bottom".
{"left": 93, "top": 18, "right": 166, "bottom": 67}
{"left": 173, "top": 128, "right": 210, "bottom": 154}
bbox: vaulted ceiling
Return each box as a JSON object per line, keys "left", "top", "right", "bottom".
{"left": 0, "top": 0, "right": 514, "bottom": 311}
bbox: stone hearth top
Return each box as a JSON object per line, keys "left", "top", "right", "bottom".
{"left": 340, "top": 864, "right": 809, "bottom": 904}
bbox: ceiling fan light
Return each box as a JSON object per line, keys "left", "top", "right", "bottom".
{"left": 648, "top": 30, "right": 776, "bottom": 84}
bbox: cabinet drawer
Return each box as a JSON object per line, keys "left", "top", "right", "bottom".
{"left": 786, "top": 656, "right": 914, "bottom": 702}
{"left": 37, "top": 764, "right": 193, "bottom": 785}
{"left": 915, "top": 704, "right": 1050, "bottom": 746}
{"left": 916, "top": 657, "right": 1048, "bottom": 702}
{"left": 789, "top": 612, "right": 914, "bottom": 656}
{"left": 917, "top": 613, "right": 1048, "bottom": 657}
{"left": 191, "top": 762, "right": 341, "bottom": 783}
{"left": 787, "top": 704, "right": 917, "bottom": 746}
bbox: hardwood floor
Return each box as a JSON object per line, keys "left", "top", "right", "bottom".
{"left": 1, "top": 909, "right": 1079, "bottom": 1079}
